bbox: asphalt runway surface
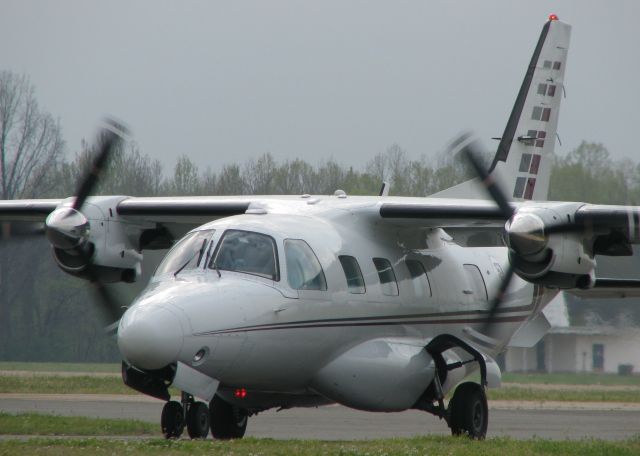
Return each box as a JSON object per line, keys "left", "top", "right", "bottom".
{"left": 2, "top": 394, "right": 640, "bottom": 440}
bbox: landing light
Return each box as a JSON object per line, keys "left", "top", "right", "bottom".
{"left": 549, "top": 14, "right": 559, "bottom": 21}
{"left": 234, "top": 388, "right": 247, "bottom": 399}
{"left": 193, "top": 348, "right": 206, "bottom": 363}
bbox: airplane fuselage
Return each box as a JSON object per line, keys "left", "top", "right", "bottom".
{"left": 118, "top": 207, "right": 557, "bottom": 412}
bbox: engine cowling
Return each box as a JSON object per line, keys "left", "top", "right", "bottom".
{"left": 46, "top": 196, "right": 148, "bottom": 283}
{"left": 505, "top": 205, "right": 596, "bottom": 289}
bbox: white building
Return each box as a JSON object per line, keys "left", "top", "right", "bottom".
{"left": 504, "top": 294, "right": 640, "bottom": 374}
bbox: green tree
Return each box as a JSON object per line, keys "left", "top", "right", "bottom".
{"left": 0, "top": 71, "right": 65, "bottom": 357}
{"left": 170, "top": 155, "right": 200, "bottom": 196}
{"left": 549, "top": 142, "right": 630, "bottom": 204}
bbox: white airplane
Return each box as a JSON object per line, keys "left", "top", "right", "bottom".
{"left": 1, "top": 15, "right": 638, "bottom": 440}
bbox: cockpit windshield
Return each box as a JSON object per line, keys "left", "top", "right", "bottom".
{"left": 209, "top": 229, "right": 279, "bottom": 281}
{"left": 155, "top": 230, "right": 214, "bottom": 277}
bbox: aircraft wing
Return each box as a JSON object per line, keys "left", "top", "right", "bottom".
{"left": 0, "top": 197, "right": 253, "bottom": 223}
{"left": 565, "top": 279, "right": 640, "bottom": 299}
{"left": 0, "top": 197, "right": 258, "bottom": 223}
{"left": 115, "top": 197, "right": 252, "bottom": 224}
{"left": 377, "top": 200, "right": 640, "bottom": 238}
{"left": 376, "top": 198, "right": 640, "bottom": 292}
{"left": 377, "top": 199, "right": 508, "bottom": 227}
{"left": 0, "top": 199, "right": 62, "bottom": 221}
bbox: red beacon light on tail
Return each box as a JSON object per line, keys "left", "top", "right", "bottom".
{"left": 549, "top": 14, "right": 559, "bottom": 21}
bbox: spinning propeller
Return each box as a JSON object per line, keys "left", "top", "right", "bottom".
{"left": 453, "top": 132, "right": 579, "bottom": 335}
{"left": 44, "top": 119, "right": 129, "bottom": 325}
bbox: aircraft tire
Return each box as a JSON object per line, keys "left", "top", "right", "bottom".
{"left": 209, "top": 395, "right": 248, "bottom": 439}
{"left": 186, "top": 401, "right": 210, "bottom": 439}
{"left": 161, "top": 400, "right": 184, "bottom": 439}
{"left": 448, "top": 382, "right": 488, "bottom": 439}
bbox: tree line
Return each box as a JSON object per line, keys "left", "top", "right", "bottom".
{"left": 1, "top": 70, "right": 639, "bottom": 362}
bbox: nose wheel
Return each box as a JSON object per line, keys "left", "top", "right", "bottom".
{"left": 186, "top": 400, "right": 210, "bottom": 439}
{"left": 161, "top": 400, "right": 184, "bottom": 439}
{"left": 161, "top": 392, "right": 210, "bottom": 439}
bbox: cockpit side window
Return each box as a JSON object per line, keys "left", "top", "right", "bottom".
{"left": 284, "top": 239, "right": 327, "bottom": 291}
{"left": 209, "top": 229, "right": 280, "bottom": 281}
{"left": 155, "top": 230, "right": 214, "bottom": 276}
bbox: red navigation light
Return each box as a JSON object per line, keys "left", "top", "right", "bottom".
{"left": 549, "top": 14, "right": 559, "bottom": 21}
{"left": 234, "top": 388, "right": 247, "bottom": 399}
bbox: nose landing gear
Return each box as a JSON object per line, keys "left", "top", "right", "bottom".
{"left": 160, "top": 400, "right": 184, "bottom": 439}
{"left": 161, "top": 392, "right": 210, "bottom": 439}
{"left": 187, "top": 401, "right": 210, "bottom": 439}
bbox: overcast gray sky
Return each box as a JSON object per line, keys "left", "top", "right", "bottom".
{"left": 1, "top": 1, "right": 638, "bottom": 173}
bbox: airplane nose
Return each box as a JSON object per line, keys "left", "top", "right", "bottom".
{"left": 117, "top": 306, "right": 184, "bottom": 370}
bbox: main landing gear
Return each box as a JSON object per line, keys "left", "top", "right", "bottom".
{"left": 448, "top": 382, "right": 488, "bottom": 438}
{"left": 161, "top": 392, "right": 248, "bottom": 440}
{"left": 417, "top": 334, "right": 490, "bottom": 439}
{"left": 209, "top": 394, "right": 248, "bottom": 439}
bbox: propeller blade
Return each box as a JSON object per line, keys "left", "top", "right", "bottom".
{"left": 72, "top": 118, "right": 128, "bottom": 211}
{"left": 453, "top": 132, "right": 515, "bottom": 219}
{"left": 449, "top": 133, "right": 520, "bottom": 337}
{"left": 75, "top": 246, "right": 125, "bottom": 326}
{"left": 91, "top": 279, "right": 125, "bottom": 326}
{"left": 484, "top": 262, "right": 516, "bottom": 335}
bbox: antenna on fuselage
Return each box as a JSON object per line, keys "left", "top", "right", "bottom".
{"left": 379, "top": 181, "right": 390, "bottom": 197}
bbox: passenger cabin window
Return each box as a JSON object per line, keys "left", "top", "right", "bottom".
{"left": 373, "top": 258, "right": 399, "bottom": 296}
{"left": 209, "top": 230, "right": 279, "bottom": 281}
{"left": 463, "top": 264, "right": 488, "bottom": 301}
{"left": 405, "top": 259, "right": 432, "bottom": 297}
{"left": 155, "top": 230, "right": 214, "bottom": 276}
{"left": 338, "top": 255, "right": 365, "bottom": 294}
{"left": 285, "top": 239, "right": 327, "bottom": 290}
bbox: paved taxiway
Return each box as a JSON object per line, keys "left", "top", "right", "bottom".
{"left": 1, "top": 394, "right": 639, "bottom": 440}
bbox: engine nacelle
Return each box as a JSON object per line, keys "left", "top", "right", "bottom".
{"left": 506, "top": 204, "right": 596, "bottom": 289}
{"left": 48, "top": 196, "right": 151, "bottom": 283}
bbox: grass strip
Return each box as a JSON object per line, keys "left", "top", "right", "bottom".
{"left": 0, "top": 375, "right": 134, "bottom": 395}
{"left": 0, "top": 362, "right": 120, "bottom": 373}
{"left": 0, "top": 436, "right": 638, "bottom": 456}
{"left": 487, "top": 387, "right": 640, "bottom": 403}
{"left": 1, "top": 363, "right": 637, "bottom": 386}
{"left": 0, "top": 375, "right": 181, "bottom": 397}
{"left": 502, "top": 372, "right": 640, "bottom": 386}
{"left": 2, "top": 374, "right": 639, "bottom": 402}
{"left": 0, "top": 412, "right": 157, "bottom": 436}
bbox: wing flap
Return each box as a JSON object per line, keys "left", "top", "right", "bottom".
{"left": 117, "top": 197, "right": 251, "bottom": 223}
{"left": 567, "top": 278, "right": 640, "bottom": 299}
{"left": 378, "top": 199, "right": 509, "bottom": 228}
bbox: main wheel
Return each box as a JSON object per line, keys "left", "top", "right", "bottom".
{"left": 161, "top": 400, "right": 184, "bottom": 439}
{"left": 448, "top": 382, "right": 488, "bottom": 439}
{"left": 209, "top": 395, "right": 248, "bottom": 439}
{"left": 187, "top": 401, "right": 210, "bottom": 439}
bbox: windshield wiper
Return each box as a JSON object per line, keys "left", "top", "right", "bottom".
{"left": 174, "top": 239, "right": 207, "bottom": 278}
{"left": 212, "top": 261, "right": 221, "bottom": 278}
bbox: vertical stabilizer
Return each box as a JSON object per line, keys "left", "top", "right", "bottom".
{"left": 432, "top": 16, "right": 571, "bottom": 202}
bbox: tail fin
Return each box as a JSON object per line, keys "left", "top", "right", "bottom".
{"left": 433, "top": 16, "right": 571, "bottom": 201}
